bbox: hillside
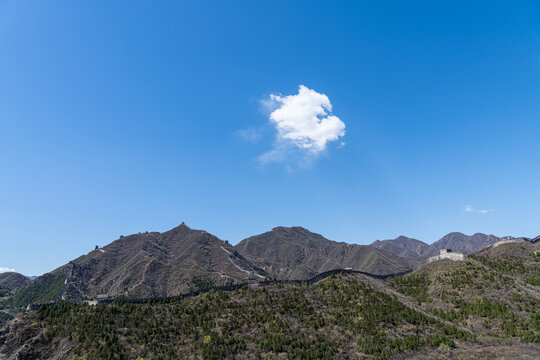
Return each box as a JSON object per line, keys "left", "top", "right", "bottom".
{"left": 1, "top": 274, "right": 66, "bottom": 311}
{"left": 371, "top": 236, "right": 438, "bottom": 261}
{"left": 371, "top": 232, "right": 505, "bottom": 264}
{"left": 0, "top": 273, "right": 29, "bottom": 297}
{"left": 389, "top": 242, "right": 540, "bottom": 343}
{"left": 431, "top": 232, "right": 501, "bottom": 254}
{"left": 1, "top": 225, "right": 538, "bottom": 359}
{"left": 235, "top": 226, "right": 412, "bottom": 279}
{"left": 2, "top": 263, "right": 539, "bottom": 360}
{"left": 1, "top": 241, "right": 538, "bottom": 359}
{"left": 3, "top": 224, "right": 268, "bottom": 307}
{"left": 57, "top": 223, "right": 270, "bottom": 301}
{"left": 0, "top": 273, "right": 473, "bottom": 360}
{"left": 0, "top": 273, "right": 32, "bottom": 328}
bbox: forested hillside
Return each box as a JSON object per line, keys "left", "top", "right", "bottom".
{"left": 1, "top": 241, "right": 539, "bottom": 360}
{"left": 1, "top": 274, "right": 472, "bottom": 360}
{"left": 389, "top": 242, "right": 540, "bottom": 343}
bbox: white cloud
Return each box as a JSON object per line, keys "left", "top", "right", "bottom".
{"left": 259, "top": 85, "right": 345, "bottom": 163}
{"left": 0, "top": 267, "right": 15, "bottom": 273}
{"left": 464, "top": 205, "right": 494, "bottom": 214}
{"left": 478, "top": 209, "right": 494, "bottom": 214}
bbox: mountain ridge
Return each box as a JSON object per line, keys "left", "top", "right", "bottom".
{"left": 1, "top": 240, "right": 538, "bottom": 359}
{"left": 235, "top": 226, "right": 413, "bottom": 279}
{"left": 10, "top": 223, "right": 269, "bottom": 305}
{"left": 371, "top": 235, "right": 438, "bottom": 259}
{"left": 0, "top": 273, "right": 30, "bottom": 298}
{"left": 5, "top": 224, "right": 537, "bottom": 310}
{"left": 371, "top": 232, "right": 515, "bottom": 262}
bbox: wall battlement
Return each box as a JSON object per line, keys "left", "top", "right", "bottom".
{"left": 492, "top": 238, "right": 526, "bottom": 248}
{"left": 428, "top": 249, "right": 466, "bottom": 263}
{"left": 26, "top": 268, "right": 413, "bottom": 309}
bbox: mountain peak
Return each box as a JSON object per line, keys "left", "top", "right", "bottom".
{"left": 235, "top": 226, "right": 411, "bottom": 279}
{"left": 162, "top": 222, "right": 198, "bottom": 236}
{"left": 173, "top": 221, "right": 191, "bottom": 230}
{"left": 38, "top": 224, "right": 269, "bottom": 302}
{"left": 432, "top": 232, "right": 500, "bottom": 254}
{"left": 395, "top": 235, "right": 415, "bottom": 241}
{"left": 370, "top": 236, "right": 436, "bottom": 260}
{"left": 271, "top": 226, "right": 309, "bottom": 232}
{"left": 0, "top": 271, "right": 30, "bottom": 293}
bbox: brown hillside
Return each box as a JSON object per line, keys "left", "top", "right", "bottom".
{"left": 371, "top": 236, "right": 438, "bottom": 266}
{"left": 432, "top": 232, "right": 501, "bottom": 254}
{"left": 49, "top": 223, "right": 268, "bottom": 301}
{"left": 235, "top": 226, "right": 412, "bottom": 279}
{"left": 0, "top": 273, "right": 29, "bottom": 293}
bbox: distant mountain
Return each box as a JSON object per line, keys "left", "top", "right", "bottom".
{"left": 3, "top": 225, "right": 512, "bottom": 309}
{"left": 431, "top": 232, "right": 500, "bottom": 254}
{"left": 0, "top": 272, "right": 30, "bottom": 297}
{"left": 371, "top": 236, "right": 438, "bottom": 259}
{"left": 12, "top": 223, "right": 268, "bottom": 304}
{"left": 371, "top": 232, "right": 504, "bottom": 262}
{"left": 0, "top": 272, "right": 29, "bottom": 291}
{"left": 235, "top": 226, "right": 412, "bottom": 279}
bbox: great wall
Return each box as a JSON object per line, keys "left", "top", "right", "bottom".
{"left": 27, "top": 268, "right": 412, "bottom": 310}
{"left": 27, "top": 236, "right": 540, "bottom": 310}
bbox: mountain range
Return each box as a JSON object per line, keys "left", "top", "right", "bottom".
{"left": 0, "top": 223, "right": 530, "bottom": 310}
{"left": 49, "top": 223, "right": 268, "bottom": 301}
{"left": 235, "top": 226, "right": 411, "bottom": 279}
{"left": 1, "top": 238, "right": 538, "bottom": 359}
{"left": 371, "top": 232, "right": 504, "bottom": 261}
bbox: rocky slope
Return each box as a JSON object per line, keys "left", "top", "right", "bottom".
{"left": 2, "top": 241, "right": 539, "bottom": 360}
{"left": 1, "top": 240, "right": 539, "bottom": 360}
{"left": 6, "top": 224, "right": 268, "bottom": 305}
{"left": 0, "top": 273, "right": 32, "bottom": 327}
{"left": 0, "top": 273, "right": 471, "bottom": 360}
{"left": 431, "top": 232, "right": 501, "bottom": 254}
{"left": 371, "top": 232, "right": 505, "bottom": 264}
{"left": 235, "top": 226, "right": 412, "bottom": 279}
{"left": 0, "top": 273, "right": 29, "bottom": 297}
{"left": 371, "top": 236, "right": 438, "bottom": 260}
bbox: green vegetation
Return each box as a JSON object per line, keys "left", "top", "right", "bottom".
{"left": 390, "top": 274, "right": 431, "bottom": 303}
{"left": 2, "top": 243, "right": 539, "bottom": 359}
{"left": 472, "top": 254, "right": 528, "bottom": 274}
{"left": 392, "top": 256, "right": 540, "bottom": 344}
{"left": 430, "top": 297, "right": 539, "bottom": 343}
{"left": 19, "top": 275, "right": 468, "bottom": 360}
{"left": 0, "top": 286, "right": 11, "bottom": 298}
{"left": 0, "top": 311, "right": 13, "bottom": 327}
{"left": 471, "top": 252, "right": 540, "bottom": 287}
{"left": 6, "top": 274, "right": 66, "bottom": 309}
{"left": 191, "top": 278, "right": 215, "bottom": 291}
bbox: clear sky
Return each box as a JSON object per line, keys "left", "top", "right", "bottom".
{"left": 1, "top": 1, "right": 540, "bottom": 275}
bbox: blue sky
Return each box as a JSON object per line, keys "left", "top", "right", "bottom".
{"left": 1, "top": 1, "right": 540, "bottom": 275}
